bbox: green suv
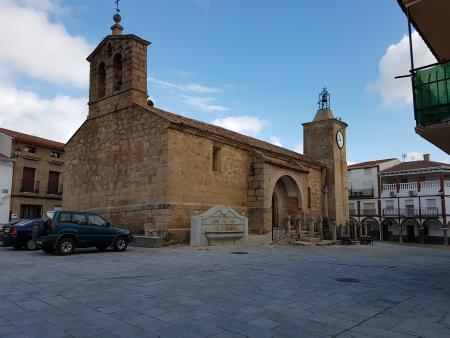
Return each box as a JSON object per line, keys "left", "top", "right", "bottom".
{"left": 36, "top": 211, "right": 133, "bottom": 255}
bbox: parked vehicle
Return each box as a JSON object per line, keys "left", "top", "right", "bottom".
{"left": 35, "top": 211, "right": 133, "bottom": 255}
{"left": 1, "top": 219, "right": 41, "bottom": 250}
{"left": 0, "top": 219, "right": 23, "bottom": 238}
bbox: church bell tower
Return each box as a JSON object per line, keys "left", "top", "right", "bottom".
{"left": 86, "top": 9, "right": 151, "bottom": 119}
{"left": 303, "top": 89, "right": 349, "bottom": 228}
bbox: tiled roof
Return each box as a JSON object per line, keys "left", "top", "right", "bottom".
{"left": 380, "top": 160, "right": 450, "bottom": 173}
{"left": 146, "top": 106, "right": 324, "bottom": 167}
{"left": 348, "top": 158, "right": 397, "bottom": 169}
{"left": 0, "top": 128, "right": 65, "bottom": 151}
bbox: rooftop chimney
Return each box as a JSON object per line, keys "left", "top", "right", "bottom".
{"left": 423, "top": 154, "right": 430, "bottom": 161}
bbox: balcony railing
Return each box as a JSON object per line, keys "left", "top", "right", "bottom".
{"left": 349, "top": 188, "right": 374, "bottom": 198}
{"left": 382, "top": 180, "right": 448, "bottom": 192}
{"left": 414, "top": 61, "right": 450, "bottom": 126}
{"left": 20, "top": 180, "right": 40, "bottom": 194}
{"left": 382, "top": 208, "right": 439, "bottom": 218}
{"left": 361, "top": 209, "right": 377, "bottom": 216}
{"left": 47, "top": 183, "right": 63, "bottom": 196}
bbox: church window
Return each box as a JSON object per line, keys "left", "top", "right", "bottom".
{"left": 307, "top": 187, "right": 311, "bottom": 209}
{"left": 98, "top": 62, "right": 106, "bottom": 98}
{"left": 212, "top": 146, "right": 221, "bottom": 171}
{"left": 113, "top": 53, "right": 123, "bottom": 91}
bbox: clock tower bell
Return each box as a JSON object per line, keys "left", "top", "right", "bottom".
{"left": 302, "top": 89, "right": 349, "bottom": 228}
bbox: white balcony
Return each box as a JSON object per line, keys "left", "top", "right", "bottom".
{"left": 381, "top": 180, "right": 450, "bottom": 197}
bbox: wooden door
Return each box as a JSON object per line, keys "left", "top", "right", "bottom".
{"left": 22, "top": 167, "right": 35, "bottom": 192}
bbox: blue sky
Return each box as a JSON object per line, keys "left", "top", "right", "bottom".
{"left": 0, "top": 0, "right": 448, "bottom": 164}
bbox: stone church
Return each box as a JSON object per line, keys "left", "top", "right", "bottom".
{"left": 63, "top": 14, "right": 349, "bottom": 242}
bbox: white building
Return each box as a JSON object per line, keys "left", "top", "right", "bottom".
{"left": 348, "top": 155, "right": 450, "bottom": 245}
{"left": 0, "top": 133, "right": 13, "bottom": 224}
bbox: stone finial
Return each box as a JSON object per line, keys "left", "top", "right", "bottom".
{"left": 111, "top": 13, "right": 123, "bottom": 35}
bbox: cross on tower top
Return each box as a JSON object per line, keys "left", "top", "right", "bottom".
{"left": 115, "top": 0, "right": 120, "bottom": 14}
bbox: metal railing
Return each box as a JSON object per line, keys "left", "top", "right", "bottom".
{"left": 414, "top": 61, "right": 450, "bottom": 126}
{"left": 361, "top": 209, "right": 377, "bottom": 216}
{"left": 20, "top": 180, "right": 40, "bottom": 193}
{"left": 272, "top": 226, "right": 287, "bottom": 241}
{"left": 47, "top": 183, "right": 63, "bottom": 195}
{"left": 349, "top": 188, "right": 374, "bottom": 198}
{"left": 382, "top": 208, "right": 439, "bottom": 218}
{"left": 382, "top": 180, "right": 447, "bottom": 192}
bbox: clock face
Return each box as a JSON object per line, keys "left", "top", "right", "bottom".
{"left": 336, "top": 130, "right": 344, "bottom": 149}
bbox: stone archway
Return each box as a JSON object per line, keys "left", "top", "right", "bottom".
{"left": 362, "top": 217, "right": 380, "bottom": 241}
{"left": 271, "top": 175, "right": 302, "bottom": 227}
{"left": 422, "top": 218, "right": 443, "bottom": 244}
{"left": 401, "top": 218, "right": 420, "bottom": 243}
{"left": 381, "top": 218, "right": 398, "bottom": 242}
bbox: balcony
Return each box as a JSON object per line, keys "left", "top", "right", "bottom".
{"left": 382, "top": 208, "right": 439, "bottom": 218}
{"left": 349, "top": 188, "right": 374, "bottom": 199}
{"left": 47, "top": 183, "right": 63, "bottom": 196}
{"left": 20, "top": 180, "right": 40, "bottom": 194}
{"left": 415, "top": 62, "right": 450, "bottom": 126}
{"left": 413, "top": 62, "right": 450, "bottom": 154}
{"left": 382, "top": 180, "right": 449, "bottom": 197}
{"left": 361, "top": 209, "right": 377, "bottom": 216}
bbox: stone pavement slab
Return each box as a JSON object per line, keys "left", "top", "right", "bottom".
{"left": 0, "top": 242, "right": 449, "bottom": 337}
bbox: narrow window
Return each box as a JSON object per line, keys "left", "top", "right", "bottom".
{"left": 212, "top": 146, "right": 221, "bottom": 171}
{"left": 98, "top": 62, "right": 106, "bottom": 98}
{"left": 21, "top": 167, "right": 36, "bottom": 193}
{"left": 113, "top": 53, "right": 123, "bottom": 91}
{"left": 307, "top": 187, "right": 311, "bottom": 209}
{"left": 47, "top": 171, "right": 60, "bottom": 195}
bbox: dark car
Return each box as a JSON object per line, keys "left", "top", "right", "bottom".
{"left": 35, "top": 211, "right": 133, "bottom": 255}
{"left": 1, "top": 219, "right": 41, "bottom": 250}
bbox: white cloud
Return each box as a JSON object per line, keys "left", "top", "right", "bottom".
{"left": 149, "top": 77, "right": 222, "bottom": 94}
{"left": 212, "top": 116, "right": 265, "bottom": 136}
{"left": 369, "top": 31, "right": 436, "bottom": 106}
{"left": 182, "top": 96, "right": 228, "bottom": 113}
{"left": 0, "top": 82, "right": 87, "bottom": 142}
{"left": 0, "top": 0, "right": 92, "bottom": 87}
{"left": 293, "top": 143, "right": 303, "bottom": 154}
{"left": 269, "top": 136, "right": 283, "bottom": 147}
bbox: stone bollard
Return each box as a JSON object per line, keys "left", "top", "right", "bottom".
{"left": 284, "top": 215, "right": 291, "bottom": 237}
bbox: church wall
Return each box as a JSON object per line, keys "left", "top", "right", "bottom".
{"left": 163, "top": 128, "right": 250, "bottom": 242}
{"left": 63, "top": 106, "right": 170, "bottom": 234}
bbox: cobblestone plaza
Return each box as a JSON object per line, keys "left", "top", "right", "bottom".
{"left": 1, "top": 243, "right": 449, "bottom": 337}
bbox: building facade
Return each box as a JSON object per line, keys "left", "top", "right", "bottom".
{"left": 0, "top": 128, "right": 65, "bottom": 220}
{"left": 63, "top": 15, "right": 350, "bottom": 242}
{"left": 0, "top": 135, "right": 13, "bottom": 223}
{"left": 348, "top": 155, "right": 450, "bottom": 244}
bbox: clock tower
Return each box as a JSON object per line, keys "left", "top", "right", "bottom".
{"left": 302, "top": 89, "right": 349, "bottom": 228}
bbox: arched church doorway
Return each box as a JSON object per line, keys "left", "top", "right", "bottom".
{"left": 271, "top": 175, "right": 302, "bottom": 227}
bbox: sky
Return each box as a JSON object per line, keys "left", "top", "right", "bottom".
{"left": 0, "top": 0, "right": 448, "bottom": 164}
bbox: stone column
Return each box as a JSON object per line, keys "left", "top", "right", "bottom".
{"left": 353, "top": 223, "right": 358, "bottom": 241}
{"left": 318, "top": 219, "right": 323, "bottom": 239}
{"left": 364, "top": 224, "right": 368, "bottom": 237}
{"left": 399, "top": 225, "right": 403, "bottom": 243}
{"left": 295, "top": 215, "right": 301, "bottom": 240}
{"left": 309, "top": 220, "right": 315, "bottom": 237}
{"left": 444, "top": 228, "right": 448, "bottom": 246}
{"left": 379, "top": 224, "right": 383, "bottom": 242}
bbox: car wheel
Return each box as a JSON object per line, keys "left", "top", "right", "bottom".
{"left": 42, "top": 245, "right": 55, "bottom": 254}
{"left": 113, "top": 237, "right": 128, "bottom": 252}
{"left": 96, "top": 245, "right": 108, "bottom": 252}
{"left": 57, "top": 237, "right": 76, "bottom": 255}
{"left": 25, "top": 239, "right": 37, "bottom": 251}
{"left": 12, "top": 244, "right": 23, "bottom": 250}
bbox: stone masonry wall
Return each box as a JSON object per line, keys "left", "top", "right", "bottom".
{"left": 63, "top": 105, "right": 169, "bottom": 234}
